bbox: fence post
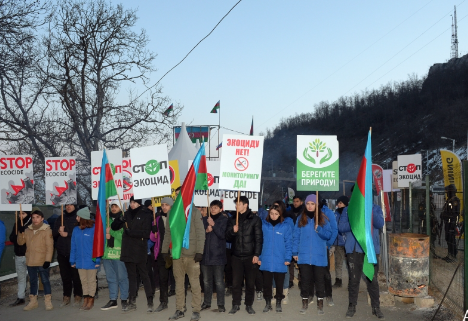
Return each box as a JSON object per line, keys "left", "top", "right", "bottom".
{"left": 425, "top": 175, "right": 431, "bottom": 286}
{"left": 463, "top": 160, "right": 468, "bottom": 312}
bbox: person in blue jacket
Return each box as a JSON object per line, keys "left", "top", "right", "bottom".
{"left": 292, "top": 194, "right": 333, "bottom": 315}
{"left": 70, "top": 207, "right": 101, "bottom": 311}
{"left": 0, "top": 218, "right": 5, "bottom": 298}
{"left": 338, "top": 190, "right": 385, "bottom": 320}
{"left": 331, "top": 195, "right": 348, "bottom": 289}
{"left": 258, "top": 204, "right": 292, "bottom": 314}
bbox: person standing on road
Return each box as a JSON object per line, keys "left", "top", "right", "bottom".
{"left": 293, "top": 194, "right": 333, "bottom": 315}
{"left": 225, "top": 195, "right": 263, "bottom": 315}
{"left": 332, "top": 196, "right": 348, "bottom": 288}
{"left": 70, "top": 207, "right": 100, "bottom": 311}
{"left": 101, "top": 200, "right": 129, "bottom": 311}
{"left": 17, "top": 210, "right": 54, "bottom": 311}
{"left": 8, "top": 210, "right": 32, "bottom": 307}
{"left": 52, "top": 203, "right": 83, "bottom": 307}
{"left": 285, "top": 196, "right": 304, "bottom": 288}
{"left": 258, "top": 204, "right": 292, "bottom": 314}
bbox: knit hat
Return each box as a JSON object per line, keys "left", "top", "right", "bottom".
{"left": 144, "top": 199, "right": 153, "bottom": 207}
{"left": 31, "top": 208, "right": 44, "bottom": 217}
{"left": 109, "top": 200, "right": 121, "bottom": 208}
{"left": 161, "top": 197, "right": 174, "bottom": 206}
{"left": 337, "top": 195, "right": 349, "bottom": 207}
{"left": 77, "top": 207, "right": 91, "bottom": 220}
{"left": 305, "top": 194, "right": 317, "bottom": 204}
{"left": 130, "top": 196, "right": 142, "bottom": 205}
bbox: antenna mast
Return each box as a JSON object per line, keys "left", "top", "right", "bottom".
{"left": 451, "top": 5, "right": 458, "bottom": 59}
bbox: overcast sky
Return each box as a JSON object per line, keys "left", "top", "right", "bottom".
{"left": 126, "top": 0, "right": 467, "bottom": 150}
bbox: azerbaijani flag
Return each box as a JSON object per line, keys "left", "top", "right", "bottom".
{"left": 249, "top": 117, "right": 254, "bottom": 136}
{"left": 347, "top": 129, "right": 377, "bottom": 280}
{"left": 210, "top": 100, "right": 220, "bottom": 113}
{"left": 163, "top": 104, "right": 173, "bottom": 116}
{"left": 93, "top": 150, "right": 118, "bottom": 258}
{"left": 216, "top": 142, "right": 222, "bottom": 150}
{"left": 169, "top": 142, "right": 207, "bottom": 259}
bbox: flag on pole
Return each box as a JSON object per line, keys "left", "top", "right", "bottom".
{"left": 163, "top": 104, "right": 173, "bottom": 116}
{"left": 210, "top": 101, "right": 220, "bottom": 113}
{"left": 347, "top": 129, "right": 377, "bottom": 280}
{"left": 216, "top": 142, "right": 222, "bottom": 150}
{"left": 93, "top": 150, "right": 118, "bottom": 258}
{"left": 168, "top": 142, "right": 206, "bottom": 259}
{"left": 249, "top": 117, "right": 254, "bottom": 136}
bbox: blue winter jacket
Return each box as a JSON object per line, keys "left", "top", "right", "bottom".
{"left": 292, "top": 216, "right": 332, "bottom": 267}
{"left": 322, "top": 205, "right": 338, "bottom": 247}
{"left": 258, "top": 208, "right": 268, "bottom": 221}
{"left": 338, "top": 204, "right": 384, "bottom": 255}
{"left": 259, "top": 219, "right": 292, "bottom": 273}
{"left": 70, "top": 225, "right": 101, "bottom": 269}
{"left": 333, "top": 208, "right": 346, "bottom": 246}
{"left": 0, "top": 220, "right": 5, "bottom": 259}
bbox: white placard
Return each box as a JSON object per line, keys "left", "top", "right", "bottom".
{"left": 222, "top": 190, "right": 259, "bottom": 211}
{"left": 218, "top": 135, "right": 264, "bottom": 192}
{"left": 397, "top": 154, "right": 422, "bottom": 188}
{"left": 122, "top": 157, "right": 134, "bottom": 202}
{"left": 130, "top": 144, "right": 171, "bottom": 199}
{"left": 91, "top": 149, "right": 123, "bottom": 200}
{"left": 190, "top": 160, "right": 221, "bottom": 207}
{"left": 0, "top": 204, "right": 33, "bottom": 211}
{"left": 45, "top": 157, "right": 77, "bottom": 205}
{"left": 0, "top": 155, "right": 34, "bottom": 204}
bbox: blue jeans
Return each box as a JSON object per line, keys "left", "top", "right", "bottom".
{"left": 201, "top": 265, "right": 225, "bottom": 306}
{"left": 103, "top": 259, "right": 129, "bottom": 300}
{"left": 272, "top": 267, "right": 290, "bottom": 289}
{"left": 27, "top": 266, "right": 51, "bottom": 295}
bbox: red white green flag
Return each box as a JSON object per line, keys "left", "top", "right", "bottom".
{"left": 210, "top": 101, "right": 220, "bottom": 113}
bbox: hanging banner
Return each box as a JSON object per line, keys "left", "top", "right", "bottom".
{"left": 122, "top": 157, "right": 133, "bottom": 201}
{"left": 218, "top": 135, "right": 264, "bottom": 192}
{"left": 392, "top": 161, "right": 399, "bottom": 189}
{"left": 222, "top": 190, "right": 259, "bottom": 211}
{"left": 189, "top": 160, "right": 220, "bottom": 207}
{"left": 175, "top": 126, "right": 209, "bottom": 143}
{"left": 131, "top": 144, "right": 171, "bottom": 199}
{"left": 288, "top": 187, "right": 295, "bottom": 204}
{"left": 440, "top": 149, "right": 463, "bottom": 212}
{"left": 91, "top": 149, "right": 123, "bottom": 200}
{"left": 397, "top": 154, "right": 422, "bottom": 188}
{"left": 152, "top": 160, "right": 181, "bottom": 207}
{"left": 45, "top": 157, "right": 77, "bottom": 205}
{"left": 297, "top": 135, "right": 339, "bottom": 191}
{"left": 372, "top": 164, "right": 391, "bottom": 221}
{"left": 0, "top": 155, "right": 34, "bottom": 204}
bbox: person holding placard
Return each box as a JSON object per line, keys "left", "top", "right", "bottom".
{"left": 9, "top": 210, "right": 32, "bottom": 307}
{"left": 257, "top": 204, "right": 292, "bottom": 314}
{"left": 292, "top": 194, "right": 333, "bottom": 315}
{"left": 225, "top": 196, "right": 263, "bottom": 315}
{"left": 53, "top": 204, "right": 83, "bottom": 307}
{"left": 17, "top": 210, "right": 54, "bottom": 311}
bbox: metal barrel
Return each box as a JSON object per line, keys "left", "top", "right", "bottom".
{"left": 388, "top": 233, "right": 429, "bottom": 297}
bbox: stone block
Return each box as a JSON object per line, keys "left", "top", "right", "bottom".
{"left": 414, "top": 296, "right": 434, "bottom": 308}
{"left": 367, "top": 292, "right": 395, "bottom": 306}
{"left": 394, "top": 296, "right": 414, "bottom": 304}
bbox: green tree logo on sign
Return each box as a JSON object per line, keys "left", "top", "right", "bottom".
{"left": 145, "top": 159, "right": 160, "bottom": 175}
{"left": 303, "top": 139, "right": 332, "bottom": 164}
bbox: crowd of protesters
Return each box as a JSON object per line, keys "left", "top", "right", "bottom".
{"left": 2, "top": 190, "right": 385, "bottom": 320}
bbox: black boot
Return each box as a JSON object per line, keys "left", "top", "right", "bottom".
{"left": 121, "top": 299, "right": 128, "bottom": 311}
{"left": 262, "top": 299, "right": 272, "bottom": 313}
{"left": 317, "top": 298, "right": 324, "bottom": 315}
{"left": 300, "top": 298, "right": 308, "bottom": 314}
{"left": 332, "top": 278, "right": 342, "bottom": 288}
{"left": 123, "top": 297, "right": 136, "bottom": 313}
{"left": 154, "top": 302, "right": 168, "bottom": 312}
{"left": 9, "top": 298, "right": 25, "bottom": 307}
{"left": 372, "top": 306, "right": 385, "bottom": 319}
{"left": 275, "top": 300, "right": 282, "bottom": 313}
{"left": 228, "top": 305, "right": 240, "bottom": 315}
{"left": 346, "top": 303, "right": 356, "bottom": 318}
{"left": 147, "top": 296, "right": 154, "bottom": 313}
{"left": 245, "top": 305, "right": 255, "bottom": 314}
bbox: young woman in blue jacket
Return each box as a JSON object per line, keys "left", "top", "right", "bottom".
{"left": 292, "top": 194, "right": 332, "bottom": 315}
{"left": 70, "top": 207, "right": 101, "bottom": 311}
{"left": 258, "top": 204, "right": 292, "bottom": 314}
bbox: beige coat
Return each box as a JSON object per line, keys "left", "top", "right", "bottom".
{"left": 162, "top": 206, "right": 205, "bottom": 258}
{"left": 17, "top": 223, "right": 54, "bottom": 266}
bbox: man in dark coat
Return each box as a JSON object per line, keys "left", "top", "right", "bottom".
{"left": 53, "top": 204, "right": 83, "bottom": 307}
{"left": 225, "top": 196, "right": 263, "bottom": 315}
{"left": 112, "top": 196, "right": 153, "bottom": 313}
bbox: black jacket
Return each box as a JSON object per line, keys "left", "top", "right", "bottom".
{"left": 225, "top": 209, "right": 263, "bottom": 258}
{"left": 112, "top": 205, "right": 152, "bottom": 264}
{"left": 9, "top": 215, "right": 32, "bottom": 256}
{"left": 201, "top": 213, "right": 229, "bottom": 265}
{"left": 285, "top": 205, "right": 304, "bottom": 225}
{"left": 53, "top": 209, "right": 78, "bottom": 257}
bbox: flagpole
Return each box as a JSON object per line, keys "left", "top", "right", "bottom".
{"left": 20, "top": 204, "right": 23, "bottom": 228}
{"left": 61, "top": 205, "right": 64, "bottom": 226}
{"left": 218, "top": 102, "right": 220, "bottom": 159}
{"left": 15, "top": 211, "right": 18, "bottom": 235}
{"left": 152, "top": 197, "right": 156, "bottom": 225}
{"left": 315, "top": 191, "right": 319, "bottom": 230}
{"left": 236, "top": 190, "right": 240, "bottom": 226}
{"left": 207, "top": 193, "right": 211, "bottom": 218}
{"left": 106, "top": 199, "right": 109, "bottom": 227}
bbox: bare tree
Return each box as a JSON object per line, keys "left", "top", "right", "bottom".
{"left": 0, "top": 0, "right": 182, "bottom": 204}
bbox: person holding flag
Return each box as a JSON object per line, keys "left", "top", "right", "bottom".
{"left": 161, "top": 142, "right": 207, "bottom": 321}
{"left": 338, "top": 129, "right": 385, "bottom": 319}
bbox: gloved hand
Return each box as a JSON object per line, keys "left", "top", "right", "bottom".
{"left": 124, "top": 229, "right": 132, "bottom": 236}
{"left": 194, "top": 253, "right": 203, "bottom": 263}
{"left": 18, "top": 225, "right": 26, "bottom": 233}
{"left": 43, "top": 261, "right": 50, "bottom": 269}
{"left": 118, "top": 214, "right": 127, "bottom": 223}
{"left": 151, "top": 225, "right": 158, "bottom": 234}
{"left": 329, "top": 246, "right": 335, "bottom": 257}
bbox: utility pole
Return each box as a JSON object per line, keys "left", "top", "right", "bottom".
{"left": 451, "top": 6, "right": 458, "bottom": 59}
